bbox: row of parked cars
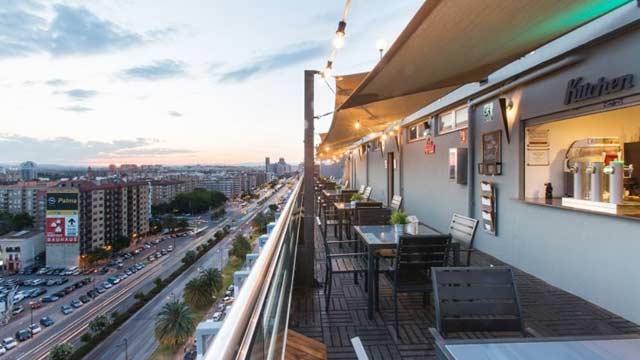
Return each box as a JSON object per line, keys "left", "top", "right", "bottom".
{"left": 210, "top": 285, "right": 235, "bottom": 322}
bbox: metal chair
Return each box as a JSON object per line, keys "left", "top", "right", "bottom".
{"left": 389, "top": 195, "right": 403, "bottom": 212}
{"left": 386, "top": 234, "right": 452, "bottom": 331}
{"left": 448, "top": 214, "right": 479, "bottom": 266}
{"left": 431, "top": 266, "right": 525, "bottom": 337}
{"left": 362, "top": 186, "right": 373, "bottom": 200}
{"left": 323, "top": 231, "right": 368, "bottom": 309}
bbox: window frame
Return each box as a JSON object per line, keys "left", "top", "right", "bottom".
{"left": 437, "top": 105, "right": 469, "bottom": 135}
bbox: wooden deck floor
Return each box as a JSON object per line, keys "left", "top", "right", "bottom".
{"left": 288, "top": 224, "right": 640, "bottom": 359}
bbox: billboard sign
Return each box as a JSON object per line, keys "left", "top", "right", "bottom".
{"left": 46, "top": 192, "right": 79, "bottom": 244}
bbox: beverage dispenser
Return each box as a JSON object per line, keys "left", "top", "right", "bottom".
{"left": 564, "top": 137, "right": 621, "bottom": 200}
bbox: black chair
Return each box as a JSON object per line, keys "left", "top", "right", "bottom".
{"left": 385, "top": 234, "right": 452, "bottom": 331}
{"left": 321, "top": 196, "right": 341, "bottom": 240}
{"left": 323, "top": 233, "right": 368, "bottom": 309}
{"left": 389, "top": 195, "right": 403, "bottom": 212}
{"left": 448, "top": 214, "right": 479, "bottom": 266}
{"left": 431, "top": 266, "right": 525, "bottom": 337}
{"left": 355, "top": 207, "right": 389, "bottom": 224}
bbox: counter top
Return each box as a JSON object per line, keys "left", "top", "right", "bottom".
{"left": 521, "top": 197, "right": 640, "bottom": 222}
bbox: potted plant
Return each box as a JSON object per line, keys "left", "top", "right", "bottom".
{"left": 335, "top": 184, "right": 343, "bottom": 195}
{"left": 350, "top": 193, "right": 364, "bottom": 206}
{"left": 390, "top": 211, "right": 408, "bottom": 234}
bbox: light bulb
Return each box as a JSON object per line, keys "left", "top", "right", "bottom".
{"left": 376, "top": 38, "right": 388, "bottom": 52}
{"left": 322, "top": 60, "right": 333, "bottom": 78}
{"left": 381, "top": 134, "right": 388, "bottom": 141}
{"left": 354, "top": 120, "right": 361, "bottom": 129}
{"left": 333, "top": 33, "right": 345, "bottom": 49}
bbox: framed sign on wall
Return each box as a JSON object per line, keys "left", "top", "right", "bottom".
{"left": 478, "top": 130, "right": 503, "bottom": 175}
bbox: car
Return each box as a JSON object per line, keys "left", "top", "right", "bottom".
{"left": 73, "top": 281, "right": 85, "bottom": 289}
{"left": 12, "top": 305, "right": 24, "bottom": 315}
{"left": 102, "top": 281, "right": 112, "bottom": 289}
{"left": 61, "top": 305, "right": 73, "bottom": 315}
{"left": 148, "top": 256, "right": 155, "bottom": 262}
{"left": 79, "top": 295, "right": 91, "bottom": 303}
{"left": 29, "top": 300, "right": 42, "bottom": 309}
{"left": 40, "top": 317, "right": 54, "bottom": 327}
{"left": 96, "top": 286, "right": 106, "bottom": 294}
{"left": 63, "top": 286, "right": 74, "bottom": 294}
{"left": 46, "top": 279, "right": 57, "bottom": 286}
{"left": 15, "top": 330, "right": 31, "bottom": 342}
{"left": 155, "top": 252, "right": 162, "bottom": 257}
{"left": 41, "top": 295, "right": 59, "bottom": 303}
{"left": 161, "top": 249, "right": 167, "bottom": 256}
{"left": 107, "top": 277, "right": 120, "bottom": 285}
{"left": 28, "top": 323, "right": 42, "bottom": 335}
{"left": 216, "top": 303, "right": 225, "bottom": 312}
{"left": 223, "top": 296, "right": 234, "bottom": 304}
{"left": 12, "top": 294, "right": 25, "bottom": 304}
{"left": 212, "top": 312, "right": 224, "bottom": 321}
{"left": 99, "top": 267, "right": 109, "bottom": 274}
{"left": 167, "top": 245, "right": 174, "bottom": 252}
{"left": 2, "top": 337, "right": 17, "bottom": 350}
{"left": 135, "top": 264, "right": 144, "bottom": 270}
{"left": 0, "top": 346, "right": 6, "bottom": 355}
{"left": 30, "top": 288, "right": 46, "bottom": 298}
{"left": 70, "top": 299, "right": 83, "bottom": 308}
{"left": 125, "top": 270, "right": 132, "bottom": 276}
{"left": 31, "top": 279, "right": 46, "bottom": 286}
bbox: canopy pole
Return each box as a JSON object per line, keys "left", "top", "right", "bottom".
{"left": 299, "top": 70, "right": 317, "bottom": 289}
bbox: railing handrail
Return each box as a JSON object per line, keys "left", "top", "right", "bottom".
{"left": 205, "top": 177, "right": 303, "bottom": 359}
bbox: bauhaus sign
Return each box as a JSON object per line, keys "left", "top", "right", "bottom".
{"left": 46, "top": 192, "right": 79, "bottom": 244}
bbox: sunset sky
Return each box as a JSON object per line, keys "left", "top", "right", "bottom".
{"left": 0, "top": 0, "right": 421, "bottom": 166}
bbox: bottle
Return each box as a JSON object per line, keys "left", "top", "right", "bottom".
{"left": 544, "top": 183, "right": 553, "bottom": 201}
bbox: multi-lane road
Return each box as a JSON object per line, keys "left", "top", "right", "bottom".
{"left": 85, "top": 183, "right": 290, "bottom": 360}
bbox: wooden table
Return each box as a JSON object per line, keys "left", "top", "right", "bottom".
{"left": 434, "top": 333, "right": 640, "bottom": 360}
{"left": 353, "top": 224, "right": 443, "bottom": 319}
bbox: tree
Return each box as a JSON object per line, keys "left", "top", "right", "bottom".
{"left": 163, "top": 215, "right": 178, "bottom": 232}
{"left": 49, "top": 343, "right": 74, "bottom": 360}
{"left": 149, "top": 219, "right": 163, "bottom": 234}
{"left": 184, "top": 277, "right": 213, "bottom": 309}
{"left": 112, "top": 235, "right": 130, "bottom": 252}
{"left": 154, "top": 301, "right": 196, "bottom": 348}
{"left": 134, "top": 291, "right": 145, "bottom": 300}
{"left": 87, "top": 247, "right": 110, "bottom": 265}
{"left": 177, "top": 219, "right": 190, "bottom": 229}
{"left": 11, "top": 212, "right": 34, "bottom": 231}
{"left": 201, "top": 268, "right": 223, "bottom": 294}
{"left": 214, "top": 230, "right": 225, "bottom": 241}
{"left": 80, "top": 333, "right": 92, "bottom": 343}
{"left": 181, "top": 250, "right": 197, "bottom": 265}
{"left": 229, "top": 235, "right": 251, "bottom": 260}
{"left": 268, "top": 204, "right": 278, "bottom": 212}
{"left": 252, "top": 211, "right": 275, "bottom": 233}
{"left": 154, "top": 277, "right": 164, "bottom": 287}
{"left": 88, "top": 314, "right": 110, "bottom": 334}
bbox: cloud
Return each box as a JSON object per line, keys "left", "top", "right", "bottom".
{"left": 45, "top": 78, "right": 67, "bottom": 87}
{"left": 58, "top": 105, "right": 94, "bottom": 113}
{"left": 118, "top": 59, "right": 187, "bottom": 81}
{"left": 218, "top": 41, "right": 325, "bottom": 83}
{"left": 0, "top": 133, "right": 195, "bottom": 163}
{"left": 55, "top": 88, "right": 98, "bottom": 100}
{"left": 0, "top": 3, "right": 173, "bottom": 58}
{"left": 168, "top": 111, "right": 183, "bottom": 117}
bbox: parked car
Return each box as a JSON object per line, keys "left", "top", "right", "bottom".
{"left": 99, "top": 267, "right": 109, "bottom": 274}
{"left": 30, "top": 288, "right": 46, "bottom": 298}
{"left": 96, "top": 286, "right": 106, "bottom": 294}
{"left": 2, "top": 337, "right": 17, "bottom": 350}
{"left": 45, "top": 279, "right": 57, "bottom": 286}
{"left": 28, "top": 323, "right": 42, "bottom": 335}
{"left": 102, "top": 282, "right": 112, "bottom": 289}
{"left": 0, "top": 345, "right": 6, "bottom": 355}
{"left": 70, "top": 299, "right": 83, "bottom": 308}
{"left": 41, "top": 295, "right": 59, "bottom": 303}
{"left": 29, "top": 300, "right": 42, "bottom": 309}
{"left": 12, "top": 305, "right": 24, "bottom": 315}
{"left": 61, "top": 305, "right": 73, "bottom": 315}
{"left": 15, "top": 330, "right": 30, "bottom": 342}
{"left": 40, "top": 317, "right": 54, "bottom": 327}
{"left": 79, "top": 295, "right": 91, "bottom": 303}
{"left": 212, "top": 312, "right": 224, "bottom": 321}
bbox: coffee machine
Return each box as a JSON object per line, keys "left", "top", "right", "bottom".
{"left": 564, "top": 137, "right": 621, "bottom": 200}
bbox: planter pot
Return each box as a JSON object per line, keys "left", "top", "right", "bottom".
{"left": 350, "top": 201, "right": 356, "bottom": 207}
{"left": 336, "top": 189, "right": 342, "bottom": 195}
{"left": 394, "top": 224, "right": 405, "bottom": 234}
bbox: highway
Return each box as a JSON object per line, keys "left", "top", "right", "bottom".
{"left": 87, "top": 183, "right": 290, "bottom": 360}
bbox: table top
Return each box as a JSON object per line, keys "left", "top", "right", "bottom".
{"left": 444, "top": 337, "right": 640, "bottom": 360}
{"left": 322, "top": 189, "right": 356, "bottom": 197}
{"left": 334, "top": 201, "right": 380, "bottom": 210}
{"left": 353, "top": 224, "right": 441, "bottom": 247}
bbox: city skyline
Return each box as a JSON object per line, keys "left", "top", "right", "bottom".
{"left": 0, "top": 0, "right": 421, "bottom": 166}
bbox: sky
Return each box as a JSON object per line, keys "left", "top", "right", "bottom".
{"left": 0, "top": 0, "right": 422, "bottom": 166}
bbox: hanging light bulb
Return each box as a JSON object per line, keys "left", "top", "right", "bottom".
{"left": 376, "top": 38, "right": 388, "bottom": 58}
{"left": 381, "top": 133, "right": 388, "bottom": 141}
{"left": 333, "top": 21, "right": 347, "bottom": 49}
{"left": 354, "top": 119, "right": 361, "bottom": 129}
{"left": 322, "top": 61, "right": 333, "bottom": 78}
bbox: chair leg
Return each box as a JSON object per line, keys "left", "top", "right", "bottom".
{"left": 394, "top": 289, "right": 399, "bottom": 333}
{"left": 325, "top": 273, "right": 332, "bottom": 309}
{"left": 422, "top": 292, "right": 427, "bottom": 308}
{"left": 375, "top": 259, "right": 380, "bottom": 311}
{"left": 353, "top": 271, "right": 358, "bottom": 285}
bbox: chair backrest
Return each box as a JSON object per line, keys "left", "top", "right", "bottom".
{"left": 355, "top": 207, "right": 390, "bottom": 225}
{"left": 358, "top": 185, "right": 366, "bottom": 194}
{"left": 362, "top": 186, "right": 373, "bottom": 200}
{"left": 350, "top": 337, "right": 369, "bottom": 360}
{"left": 432, "top": 266, "right": 524, "bottom": 336}
{"left": 389, "top": 195, "right": 403, "bottom": 212}
{"left": 448, "top": 213, "right": 478, "bottom": 250}
{"left": 395, "top": 234, "right": 451, "bottom": 286}
{"left": 343, "top": 180, "right": 349, "bottom": 189}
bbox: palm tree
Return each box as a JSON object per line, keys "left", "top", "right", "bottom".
{"left": 49, "top": 343, "right": 74, "bottom": 360}
{"left": 183, "top": 277, "right": 213, "bottom": 309}
{"left": 201, "top": 268, "right": 223, "bottom": 294}
{"left": 154, "top": 300, "right": 195, "bottom": 348}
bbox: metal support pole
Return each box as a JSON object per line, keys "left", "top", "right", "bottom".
{"left": 299, "top": 70, "right": 317, "bottom": 288}
{"left": 124, "top": 337, "right": 128, "bottom": 360}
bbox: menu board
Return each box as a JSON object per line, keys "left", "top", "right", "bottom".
{"left": 480, "top": 181, "right": 497, "bottom": 235}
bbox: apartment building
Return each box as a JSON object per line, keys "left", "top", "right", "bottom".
{"left": 0, "top": 181, "right": 56, "bottom": 231}
{"left": 56, "top": 180, "right": 150, "bottom": 253}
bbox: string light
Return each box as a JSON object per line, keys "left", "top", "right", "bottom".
{"left": 333, "top": 21, "right": 347, "bottom": 49}
{"left": 376, "top": 38, "right": 388, "bottom": 59}
{"left": 354, "top": 119, "right": 361, "bottom": 129}
{"left": 322, "top": 61, "right": 333, "bottom": 78}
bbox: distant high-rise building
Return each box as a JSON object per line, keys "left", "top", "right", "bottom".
{"left": 19, "top": 161, "right": 38, "bottom": 181}
{"left": 0, "top": 181, "right": 54, "bottom": 231}
{"left": 265, "top": 157, "right": 270, "bottom": 173}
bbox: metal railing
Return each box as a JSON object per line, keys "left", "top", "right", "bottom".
{"left": 205, "top": 177, "right": 303, "bottom": 360}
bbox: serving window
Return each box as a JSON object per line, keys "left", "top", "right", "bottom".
{"left": 523, "top": 105, "right": 640, "bottom": 219}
